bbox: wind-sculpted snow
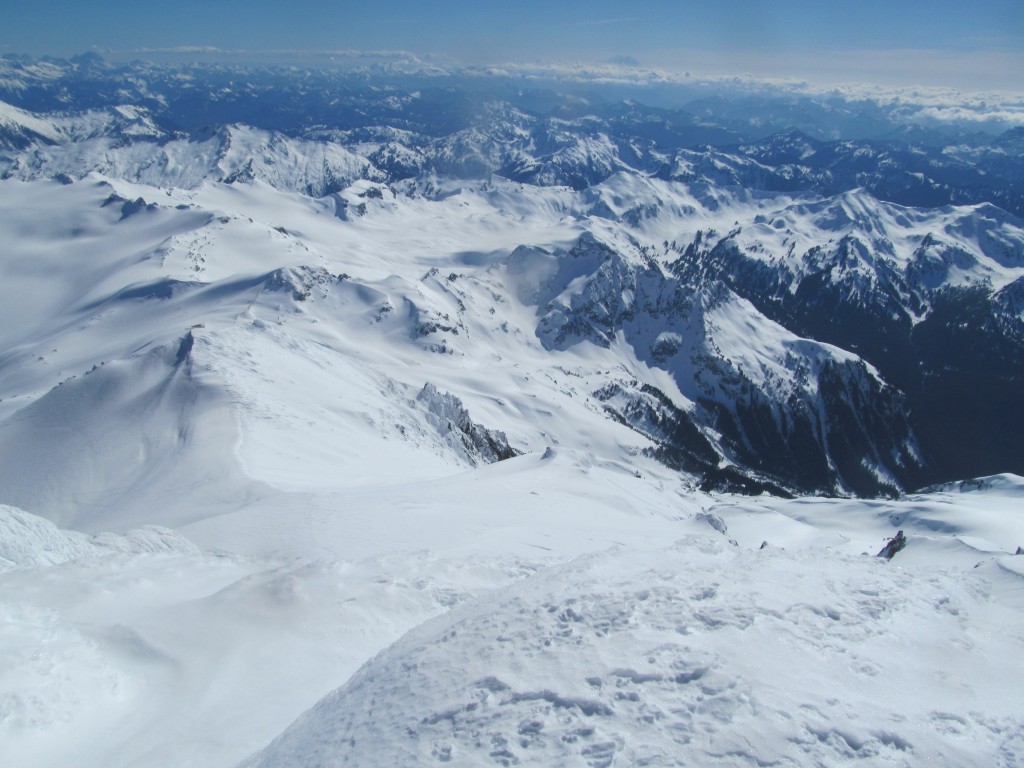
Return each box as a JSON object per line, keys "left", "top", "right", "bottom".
{"left": 0, "top": 505, "right": 197, "bottom": 571}
{"left": 0, "top": 334, "right": 251, "bottom": 532}
{"left": 244, "top": 537, "right": 1024, "bottom": 768}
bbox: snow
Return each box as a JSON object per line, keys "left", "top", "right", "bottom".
{"left": 0, "top": 505, "right": 195, "bottom": 570}
{"left": 3, "top": 454, "right": 1023, "bottom": 768}
{"left": 0, "top": 99, "right": 62, "bottom": 143}
{"left": 704, "top": 291, "right": 864, "bottom": 391}
{"left": 244, "top": 537, "right": 1024, "bottom": 768}
{"left": 0, "top": 157, "right": 1022, "bottom": 767}
{"left": 1, "top": 125, "right": 377, "bottom": 194}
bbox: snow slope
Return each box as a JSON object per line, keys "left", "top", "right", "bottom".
{"left": 246, "top": 535, "right": 1024, "bottom": 768}
{"left": 3, "top": 469, "right": 1023, "bottom": 768}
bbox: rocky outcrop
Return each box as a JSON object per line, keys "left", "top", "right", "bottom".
{"left": 417, "top": 384, "right": 519, "bottom": 466}
{"left": 535, "top": 231, "right": 925, "bottom": 496}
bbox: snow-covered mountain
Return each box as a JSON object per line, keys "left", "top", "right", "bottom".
{"left": 2, "top": 57, "right": 1022, "bottom": 494}
{"left": 1, "top": 54, "right": 1023, "bottom": 768}
{"left": 3, "top": 167, "right": 1019, "bottom": 499}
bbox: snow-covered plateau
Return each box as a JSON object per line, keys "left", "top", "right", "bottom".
{"left": 0, "top": 56, "right": 1022, "bottom": 767}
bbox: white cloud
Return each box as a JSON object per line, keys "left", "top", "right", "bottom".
{"left": 914, "top": 105, "right": 1024, "bottom": 127}
{"left": 110, "top": 46, "right": 1024, "bottom": 129}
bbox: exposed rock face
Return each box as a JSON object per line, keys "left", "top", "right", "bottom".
{"left": 665, "top": 209, "right": 1024, "bottom": 487}
{"left": 418, "top": 383, "right": 520, "bottom": 466}
{"left": 536, "top": 230, "right": 927, "bottom": 496}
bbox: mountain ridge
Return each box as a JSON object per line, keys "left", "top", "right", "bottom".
{"left": 0, "top": 58, "right": 1022, "bottom": 513}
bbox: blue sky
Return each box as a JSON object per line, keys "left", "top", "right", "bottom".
{"left": 4, "top": 1, "right": 1022, "bottom": 88}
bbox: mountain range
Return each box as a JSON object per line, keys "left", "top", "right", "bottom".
{"left": 1, "top": 54, "right": 1021, "bottom": 498}
{"left": 1, "top": 53, "right": 1023, "bottom": 768}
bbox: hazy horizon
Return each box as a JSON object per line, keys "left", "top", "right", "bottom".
{"left": 4, "top": 0, "right": 1023, "bottom": 92}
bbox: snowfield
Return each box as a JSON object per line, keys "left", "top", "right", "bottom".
{"left": 245, "top": 535, "right": 1024, "bottom": 768}
{"left": 0, "top": 142, "right": 1022, "bottom": 766}
{"left": 2, "top": 472, "right": 1023, "bottom": 768}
